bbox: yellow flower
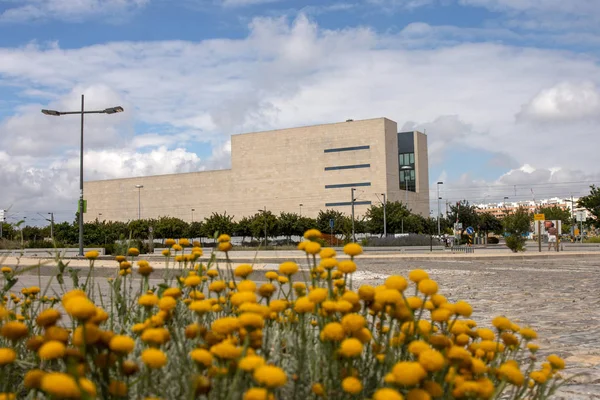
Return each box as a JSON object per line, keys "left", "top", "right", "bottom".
{"left": 239, "top": 355, "right": 265, "bottom": 371}
{"left": 211, "top": 341, "right": 242, "bottom": 359}
{"left": 455, "top": 300, "right": 473, "bottom": 317}
{"left": 530, "top": 371, "right": 547, "bottom": 384}
{"left": 406, "top": 389, "right": 431, "bottom": 400}
{"left": 374, "top": 388, "right": 404, "bottom": 400}
{"left": 24, "top": 369, "right": 45, "bottom": 390}
{"left": 358, "top": 285, "right": 375, "bottom": 301}
{"left": 141, "top": 328, "right": 170, "bottom": 345}
{"left": 165, "top": 239, "right": 176, "bottom": 246}
{"left": 85, "top": 250, "right": 99, "bottom": 260}
{"left": 109, "top": 335, "right": 135, "bottom": 354}
{"left": 127, "top": 247, "right": 140, "bottom": 256}
{"left": 79, "top": 378, "right": 97, "bottom": 397}
{"left": 209, "top": 280, "right": 226, "bottom": 293}
{"left": 253, "top": 365, "right": 287, "bottom": 388}
{"left": 308, "top": 288, "right": 328, "bottom": 303}
{"left": 141, "top": 348, "right": 168, "bottom": 369}
{"left": 238, "top": 280, "right": 257, "bottom": 292}
{"left": 498, "top": 363, "right": 524, "bottom": 386}
{"left": 0, "top": 321, "right": 28, "bottom": 341}
{"left": 337, "top": 260, "right": 357, "bottom": 274}
{"left": 269, "top": 299, "right": 288, "bottom": 313}
{"left": 161, "top": 249, "right": 171, "bottom": 257}
{"left": 341, "top": 377, "right": 362, "bottom": 394}
{"left": 294, "top": 297, "right": 315, "bottom": 313}
{"left": 304, "top": 242, "right": 321, "bottom": 255}
{"left": 265, "top": 271, "right": 278, "bottom": 281}
{"left": 319, "top": 248, "right": 336, "bottom": 258}
{"left": 40, "top": 373, "right": 81, "bottom": 398}
{"left": 235, "top": 264, "right": 253, "bottom": 278}
{"left": 239, "top": 313, "right": 264, "bottom": 329}
{"left": 163, "top": 288, "right": 182, "bottom": 298}
{"left": 417, "top": 279, "right": 438, "bottom": 296}
{"left": 109, "top": 380, "right": 128, "bottom": 397}
{"left": 179, "top": 238, "right": 191, "bottom": 247}
{"left": 217, "top": 234, "right": 231, "bottom": 243}
{"left": 279, "top": 261, "right": 299, "bottom": 275}
{"left": 158, "top": 296, "right": 177, "bottom": 312}
{"left": 447, "top": 346, "right": 471, "bottom": 363}
{"left": 527, "top": 343, "right": 539, "bottom": 352}
{"left": 343, "top": 243, "right": 363, "bottom": 256}
{"left": 243, "top": 388, "right": 269, "bottom": 400}
{"left": 321, "top": 322, "right": 345, "bottom": 341}
{"left": 218, "top": 242, "right": 233, "bottom": 252}
{"left": 320, "top": 258, "right": 338, "bottom": 270}
{"left": 297, "top": 242, "right": 307, "bottom": 251}
{"left": 172, "top": 244, "right": 183, "bottom": 252}
{"left": 492, "top": 316, "right": 512, "bottom": 331}
{"left": 0, "top": 348, "right": 16, "bottom": 365}
{"left": 392, "top": 362, "right": 427, "bottom": 386}
{"left": 258, "top": 283, "right": 276, "bottom": 298}
{"left": 477, "top": 328, "right": 496, "bottom": 341}
{"left": 139, "top": 294, "right": 159, "bottom": 307}
{"left": 339, "top": 338, "right": 363, "bottom": 357}
{"left": 418, "top": 349, "right": 445, "bottom": 372}
{"left": 375, "top": 289, "right": 402, "bottom": 305}
{"left": 231, "top": 292, "right": 257, "bottom": 306}
{"left": 36, "top": 308, "right": 61, "bottom": 327}
{"left": 312, "top": 383, "right": 325, "bottom": 396}
{"left": 38, "top": 341, "right": 66, "bottom": 360}
{"left": 303, "top": 229, "right": 322, "bottom": 240}
{"left": 384, "top": 275, "right": 408, "bottom": 291}
{"left": 185, "top": 275, "right": 202, "bottom": 287}
{"left": 1, "top": 266, "right": 12, "bottom": 274}
{"left": 547, "top": 354, "right": 565, "bottom": 370}
{"left": 409, "top": 269, "right": 429, "bottom": 283}
{"left": 190, "top": 349, "right": 213, "bottom": 367}
{"left": 520, "top": 327, "right": 537, "bottom": 340}
{"left": 64, "top": 298, "right": 97, "bottom": 320}
{"left": 212, "top": 317, "right": 241, "bottom": 335}
{"left": 189, "top": 300, "right": 213, "bottom": 314}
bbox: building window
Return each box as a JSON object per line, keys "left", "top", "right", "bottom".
{"left": 325, "top": 182, "right": 371, "bottom": 189}
{"left": 399, "top": 152, "right": 415, "bottom": 192}
{"left": 324, "top": 145, "right": 370, "bottom": 153}
{"left": 325, "top": 201, "right": 372, "bottom": 207}
{"left": 324, "top": 164, "right": 370, "bottom": 171}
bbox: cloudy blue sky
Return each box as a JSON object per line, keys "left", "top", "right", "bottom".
{"left": 1, "top": 0, "right": 599, "bottom": 223}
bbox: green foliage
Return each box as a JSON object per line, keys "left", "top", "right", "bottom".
{"left": 316, "top": 209, "right": 349, "bottom": 235}
{"left": 502, "top": 207, "right": 532, "bottom": 236}
{"left": 448, "top": 200, "right": 480, "bottom": 234}
{"left": 364, "top": 201, "right": 410, "bottom": 235}
{"left": 577, "top": 185, "right": 600, "bottom": 222}
{"left": 154, "top": 216, "right": 189, "bottom": 239}
{"left": 487, "top": 236, "right": 500, "bottom": 244}
{"left": 505, "top": 235, "right": 526, "bottom": 252}
{"left": 233, "top": 216, "right": 253, "bottom": 242}
{"left": 187, "top": 221, "right": 204, "bottom": 238}
{"left": 202, "top": 212, "right": 235, "bottom": 240}
{"left": 276, "top": 212, "right": 301, "bottom": 240}
{"left": 478, "top": 212, "right": 503, "bottom": 235}
{"left": 249, "top": 210, "right": 278, "bottom": 243}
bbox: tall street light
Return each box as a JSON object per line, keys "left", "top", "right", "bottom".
{"left": 299, "top": 203, "right": 303, "bottom": 217}
{"left": 437, "top": 181, "right": 443, "bottom": 236}
{"left": 400, "top": 165, "right": 413, "bottom": 233}
{"left": 258, "top": 207, "right": 267, "bottom": 247}
{"left": 191, "top": 208, "right": 195, "bottom": 223}
{"left": 135, "top": 185, "right": 144, "bottom": 219}
{"left": 380, "top": 193, "right": 387, "bottom": 237}
{"left": 42, "top": 95, "right": 124, "bottom": 256}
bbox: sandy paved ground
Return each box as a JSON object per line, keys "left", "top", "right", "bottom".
{"left": 7, "top": 255, "right": 600, "bottom": 399}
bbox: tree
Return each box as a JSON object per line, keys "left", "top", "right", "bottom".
{"left": 277, "top": 212, "right": 300, "bottom": 242}
{"left": 578, "top": 185, "right": 600, "bottom": 222}
{"left": 447, "top": 201, "right": 480, "bottom": 235}
{"left": 154, "top": 216, "right": 190, "bottom": 239}
{"left": 478, "top": 212, "right": 503, "bottom": 237}
{"left": 316, "top": 210, "right": 348, "bottom": 236}
{"left": 233, "top": 217, "right": 253, "bottom": 244}
{"left": 502, "top": 207, "right": 532, "bottom": 252}
{"left": 187, "top": 221, "right": 204, "bottom": 239}
{"left": 538, "top": 206, "right": 572, "bottom": 234}
{"left": 365, "top": 201, "right": 410, "bottom": 235}
{"left": 202, "top": 212, "right": 235, "bottom": 240}
{"left": 249, "top": 211, "right": 278, "bottom": 244}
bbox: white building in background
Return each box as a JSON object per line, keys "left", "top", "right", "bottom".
{"left": 475, "top": 197, "right": 590, "bottom": 220}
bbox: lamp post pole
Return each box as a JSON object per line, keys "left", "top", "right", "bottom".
{"left": 42, "top": 96, "right": 124, "bottom": 256}
{"left": 351, "top": 188, "right": 356, "bottom": 243}
{"left": 191, "top": 208, "right": 195, "bottom": 223}
{"left": 437, "top": 182, "right": 443, "bottom": 236}
{"left": 381, "top": 193, "right": 387, "bottom": 237}
{"left": 135, "top": 185, "right": 144, "bottom": 219}
{"left": 299, "top": 203, "right": 303, "bottom": 217}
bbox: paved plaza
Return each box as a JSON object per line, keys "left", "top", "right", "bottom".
{"left": 6, "top": 254, "right": 600, "bottom": 399}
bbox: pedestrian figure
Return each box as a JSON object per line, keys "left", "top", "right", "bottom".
{"left": 546, "top": 221, "right": 558, "bottom": 251}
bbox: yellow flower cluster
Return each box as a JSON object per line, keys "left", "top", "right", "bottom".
{"left": 0, "top": 229, "right": 568, "bottom": 399}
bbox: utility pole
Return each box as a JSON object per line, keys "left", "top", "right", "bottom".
{"left": 48, "top": 212, "right": 54, "bottom": 242}
{"left": 264, "top": 206, "right": 267, "bottom": 247}
{"left": 351, "top": 188, "right": 356, "bottom": 243}
{"left": 437, "top": 182, "right": 443, "bottom": 236}
{"left": 0, "top": 209, "right": 5, "bottom": 239}
{"left": 299, "top": 203, "right": 303, "bottom": 217}
{"left": 381, "top": 193, "right": 387, "bottom": 237}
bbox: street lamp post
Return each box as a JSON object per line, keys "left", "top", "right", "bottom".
{"left": 351, "top": 188, "right": 356, "bottom": 243}
{"left": 258, "top": 207, "right": 267, "bottom": 247}
{"left": 42, "top": 95, "right": 123, "bottom": 256}
{"left": 437, "top": 182, "right": 443, "bottom": 236}
{"left": 191, "top": 208, "right": 195, "bottom": 223}
{"left": 400, "top": 165, "right": 413, "bottom": 234}
{"left": 381, "top": 193, "right": 387, "bottom": 237}
{"left": 135, "top": 185, "right": 144, "bottom": 219}
{"left": 299, "top": 203, "right": 303, "bottom": 217}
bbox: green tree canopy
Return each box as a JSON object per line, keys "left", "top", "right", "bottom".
{"left": 478, "top": 212, "right": 503, "bottom": 235}
{"left": 538, "top": 205, "right": 572, "bottom": 233}
{"left": 202, "top": 212, "right": 235, "bottom": 239}
{"left": 578, "top": 185, "right": 600, "bottom": 222}
{"left": 448, "top": 201, "right": 479, "bottom": 234}
{"left": 502, "top": 207, "right": 532, "bottom": 236}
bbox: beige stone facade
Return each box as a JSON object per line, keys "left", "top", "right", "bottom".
{"left": 84, "top": 118, "right": 430, "bottom": 222}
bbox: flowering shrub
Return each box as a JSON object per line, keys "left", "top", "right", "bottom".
{"left": 0, "top": 231, "right": 568, "bottom": 399}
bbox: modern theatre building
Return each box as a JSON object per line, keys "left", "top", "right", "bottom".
{"left": 84, "top": 117, "right": 430, "bottom": 222}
